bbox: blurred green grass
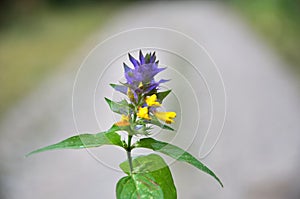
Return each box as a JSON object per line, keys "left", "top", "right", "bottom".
{"left": 230, "top": 0, "right": 300, "bottom": 74}
{"left": 0, "top": 5, "right": 117, "bottom": 117}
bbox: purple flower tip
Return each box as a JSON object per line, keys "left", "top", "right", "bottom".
{"left": 123, "top": 50, "right": 167, "bottom": 96}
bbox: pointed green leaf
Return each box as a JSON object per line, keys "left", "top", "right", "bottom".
{"left": 26, "top": 131, "right": 123, "bottom": 156}
{"left": 120, "top": 154, "right": 177, "bottom": 199}
{"left": 110, "top": 83, "right": 128, "bottom": 95}
{"left": 105, "top": 98, "right": 130, "bottom": 115}
{"left": 156, "top": 90, "right": 172, "bottom": 103}
{"left": 109, "top": 124, "right": 131, "bottom": 133}
{"left": 116, "top": 173, "right": 163, "bottom": 199}
{"left": 134, "top": 138, "right": 223, "bottom": 187}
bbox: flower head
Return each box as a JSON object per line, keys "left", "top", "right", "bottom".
{"left": 154, "top": 111, "right": 177, "bottom": 124}
{"left": 115, "top": 115, "right": 130, "bottom": 127}
{"left": 145, "top": 94, "right": 161, "bottom": 107}
{"left": 137, "top": 106, "right": 150, "bottom": 120}
{"left": 109, "top": 50, "right": 176, "bottom": 131}
{"left": 123, "top": 51, "right": 168, "bottom": 97}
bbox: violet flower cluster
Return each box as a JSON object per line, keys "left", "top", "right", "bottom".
{"left": 111, "top": 51, "right": 176, "bottom": 135}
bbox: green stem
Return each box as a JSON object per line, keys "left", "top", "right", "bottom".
{"left": 127, "top": 135, "right": 133, "bottom": 174}
{"left": 126, "top": 109, "right": 138, "bottom": 174}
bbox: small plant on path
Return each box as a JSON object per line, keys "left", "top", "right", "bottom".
{"left": 27, "top": 50, "right": 223, "bottom": 198}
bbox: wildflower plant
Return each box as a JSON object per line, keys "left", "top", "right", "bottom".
{"left": 27, "top": 50, "right": 223, "bottom": 198}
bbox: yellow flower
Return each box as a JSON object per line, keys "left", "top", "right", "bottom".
{"left": 137, "top": 107, "right": 150, "bottom": 120}
{"left": 115, "top": 115, "right": 130, "bottom": 127}
{"left": 138, "top": 82, "right": 143, "bottom": 88}
{"left": 145, "top": 94, "right": 161, "bottom": 107}
{"left": 154, "top": 111, "right": 176, "bottom": 124}
{"left": 127, "top": 88, "right": 134, "bottom": 102}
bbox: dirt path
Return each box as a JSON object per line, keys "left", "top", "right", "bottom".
{"left": 1, "top": 2, "right": 300, "bottom": 199}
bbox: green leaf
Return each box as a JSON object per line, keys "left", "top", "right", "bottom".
{"left": 146, "top": 116, "right": 174, "bottom": 131}
{"left": 120, "top": 154, "right": 177, "bottom": 199}
{"left": 116, "top": 173, "right": 164, "bottom": 199}
{"left": 156, "top": 90, "right": 172, "bottom": 103}
{"left": 105, "top": 98, "right": 130, "bottom": 115}
{"left": 26, "top": 131, "right": 123, "bottom": 156}
{"left": 110, "top": 83, "right": 128, "bottom": 95}
{"left": 109, "top": 123, "right": 132, "bottom": 133}
{"left": 134, "top": 138, "right": 223, "bottom": 187}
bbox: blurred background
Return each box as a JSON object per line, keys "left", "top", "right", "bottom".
{"left": 0, "top": 0, "right": 300, "bottom": 199}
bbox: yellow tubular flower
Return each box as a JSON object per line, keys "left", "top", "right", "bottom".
{"left": 145, "top": 94, "right": 161, "bottom": 107}
{"left": 137, "top": 107, "right": 150, "bottom": 120}
{"left": 115, "top": 115, "right": 130, "bottom": 127}
{"left": 154, "top": 111, "right": 176, "bottom": 124}
{"left": 127, "top": 88, "right": 134, "bottom": 102}
{"left": 138, "top": 82, "right": 143, "bottom": 88}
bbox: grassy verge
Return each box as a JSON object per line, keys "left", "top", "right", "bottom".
{"left": 229, "top": 0, "right": 300, "bottom": 74}
{"left": 0, "top": 4, "right": 118, "bottom": 116}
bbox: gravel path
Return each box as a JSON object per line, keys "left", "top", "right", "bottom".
{"left": 1, "top": 2, "right": 300, "bottom": 199}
